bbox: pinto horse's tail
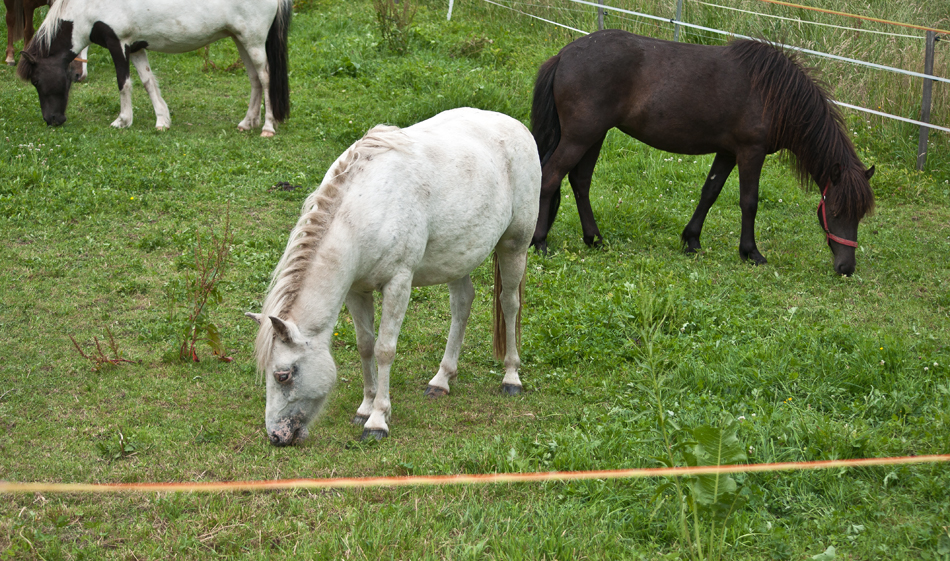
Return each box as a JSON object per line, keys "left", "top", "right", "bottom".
{"left": 9, "top": 0, "right": 26, "bottom": 44}
{"left": 266, "top": 0, "right": 292, "bottom": 123}
{"left": 492, "top": 253, "right": 525, "bottom": 361}
{"left": 531, "top": 54, "right": 561, "bottom": 168}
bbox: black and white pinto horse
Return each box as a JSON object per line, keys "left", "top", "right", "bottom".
{"left": 17, "top": 0, "right": 291, "bottom": 136}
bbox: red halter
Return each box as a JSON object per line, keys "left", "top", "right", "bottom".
{"left": 818, "top": 183, "right": 858, "bottom": 248}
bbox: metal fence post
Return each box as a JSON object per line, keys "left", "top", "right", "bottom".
{"left": 598, "top": 1, "right": 605, "bottom": 31}
{"left": 916, "top": 31, "right": 937, "bottom": 171}
{"left": 673, "top": 0, "right": 684, "bottom": 41}
{"left": 447, "top": 0, "right": 454, "bottom": 20}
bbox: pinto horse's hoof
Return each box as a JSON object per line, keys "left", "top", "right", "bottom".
{"left": 501, "top": 383, "right": 523, "bottom": 396}
{"left": 260, "top": 130, "right": 275, "bottom": 138}
{"left": 424, "top": 385, "right": 449, "bottom": 398}
{"left": 360, "top": 428, "right": 389, "bottom": 441}
{"left": 351, "top": 414, "right": 369, "bottom": 426}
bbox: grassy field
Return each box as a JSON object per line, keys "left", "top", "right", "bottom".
{"left": 1, "top": 0, "right": 948, "bottom": 559}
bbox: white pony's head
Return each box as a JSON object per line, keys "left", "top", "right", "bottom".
{"left": 246, "top": 313, "right": 336, "bottom": 446}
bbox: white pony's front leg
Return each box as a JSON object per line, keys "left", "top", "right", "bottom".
{"left": 345, "top": 290, "right": 378, "bottom": 425}
{"left": 235, "top": 42, "right": 273, "bottom": 137}
{"left": 362, "top": 273, "right": 413, "bottom": 439}
{"left": 425, "top": 275, "right": 475, "bottom": 397}
{"left": 111, "top": 76, "right": 134, "bottom": 128}
{"left": 130, "top": 50, "right": 171, "bottom": 130}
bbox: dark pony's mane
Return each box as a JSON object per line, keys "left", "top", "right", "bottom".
{"left": 728, "top": 39, "right": 874, "bottom": 220}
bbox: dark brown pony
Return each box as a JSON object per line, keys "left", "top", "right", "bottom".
{"left": 531, "top": 30, "right": 875, "bottom": 275}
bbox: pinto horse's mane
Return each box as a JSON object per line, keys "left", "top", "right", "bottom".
{"left": 31, "top": 0, "right": 70, "bottom": 54}
{"left": 729, "top": 39, "right": 874, "bottom": 221}
{"left": 253, "top": 124, "right": 406, "bottom": 376}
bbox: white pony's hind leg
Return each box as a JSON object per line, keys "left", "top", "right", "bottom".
{"left": 362, "top": 272, "right": 413, "bottom": 440}
{"left": 345, "top": 290, "right": 378, "bottom": 425}
{"left": 425, "top": 275, "right": 475, "bottom": 397}
{"left": 495, "top": 245, "right": 528, "bottom": 394}
{"left": 111, "top": 76, "right": 134, "bottom": 128}
{"left": 235, "top": 41, "right": 273, "bottom": 137}
{"left": 130, "top": 50, "right": 171, "bottom": 130}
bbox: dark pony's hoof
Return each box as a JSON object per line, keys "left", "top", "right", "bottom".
{"left": 532, "top": 240, "right": 549, "bottom": 256}
{"left": 501, "top": 383, "right": 523, "bottom": 396}
{"left": 583, "top": 234, "right": 604, "bottom": 248}
{"left": 424, "top": 385, "right": 449, "bottom": 398}
{"left": 352, "top": 414, "right": 368, "bottom": 426}
{"left": 360, "top": 428, "right": 389, "bottom": 441}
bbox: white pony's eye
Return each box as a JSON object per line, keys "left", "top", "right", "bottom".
{"left": 274, "top": 369, "right": 292, "bottom": 384}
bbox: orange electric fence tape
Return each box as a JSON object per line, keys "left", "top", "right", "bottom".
{"left": 2, "top": 455, "right": 948, "bottom": 494}
{"left": 753, "top": 0, "right": 950, "bottom": 35}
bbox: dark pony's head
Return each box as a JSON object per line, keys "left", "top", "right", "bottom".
{"left": 16, "top": 20, "right": 78, "bottom": 127}
{"left": 730, "top": 39, "right": 875, "bottom": 276}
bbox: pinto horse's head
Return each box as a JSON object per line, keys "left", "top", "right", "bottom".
{"left": 16, "top": 21, "right": 78, "bottom": 127}
{"left": 18, "top": 49, "right": 76, "bottom": 126}
{"left": 818, "top": 164, "right": 875, "bottom": 276}
{"left": 246, "top": 313, "right": 336, "bottom": 447}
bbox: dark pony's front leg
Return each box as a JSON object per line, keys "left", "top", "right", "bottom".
{"left": 736, "top": 151, "right": 767, "bottom": 264}
{"left": 682, "top": 152, "right": 736, "bottom": 253}
{"left": 568, "top": 134, "right": 607, "bottom": 247}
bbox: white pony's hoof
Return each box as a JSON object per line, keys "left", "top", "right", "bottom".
{"left": 155, "top": 126, "right": 169, "bottom": 132}
{"left": 260, "top": 130, "right": 275, "bottom": 138}
{"left": 424, "top": 385, "right": 449, "bottom": 398}
{"left": 111, "top": 118, "right": 132, "bottom": 128}
{"left": 501, "top": 383, "right": 523, "bottom": 396}
{"left": 360, "top": 428, "right": 388, "bottom": 441}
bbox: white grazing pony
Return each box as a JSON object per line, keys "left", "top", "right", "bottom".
{"left": 247, "top": 108, "right": 542, "bottom": 445}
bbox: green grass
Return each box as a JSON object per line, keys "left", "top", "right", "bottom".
{"left": 1, "top": 0, "right": 949, "bottom": 559}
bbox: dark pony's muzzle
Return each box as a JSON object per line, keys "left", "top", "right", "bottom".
{"left": 45, "top": 114, "right": 67, "bottom": 127}
{"left": 817, "top": 183, "right": 857, "bottom": 276}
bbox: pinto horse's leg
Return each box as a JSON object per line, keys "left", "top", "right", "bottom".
{"left": 129, "top": 50, "right": 170, "bottom": 130}
{"left": 568, "top": 134, "right": 607, "bottom": 247}
{"left": 361, "top": 272, "right": 413, "bottom": 440}
{"left": 736, "top": 150, "right": 768, "bottom": 264}
{"left": 424, "top": 275, "right": 474, "bottom": 398}
{"left": 681, "top": 152, "right": 736, "bottom": 253}
{"left": 112, "top": 75, "right": 134, "bottom": 129}
{"left": 234, "top": 41, "right": 274, "bottom": 137}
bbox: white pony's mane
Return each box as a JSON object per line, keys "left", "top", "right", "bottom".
{"left": 253, "top": 124, "right": 407, "bottom": 377}
{"left": 33, "top": 0, "right": 70, "bottom": 52}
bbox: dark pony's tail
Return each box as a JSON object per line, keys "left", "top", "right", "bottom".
{"left": 531, "top": 54, "right": 561, "bottom": 167}
{"left": 266, "top": 0, "right": 292, "bottom": 123}
{"left": 530, "top": 54, "right": 563, "bottom": 235}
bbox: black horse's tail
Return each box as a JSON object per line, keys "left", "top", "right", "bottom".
{"left": 530, "top": 54, "right": 563, "bottom": 239}
{"left": 266, "top": 0, "right": 292, "bottom": 123}
{"left": 531, "top": 54, "right": 561, "bottom": 167}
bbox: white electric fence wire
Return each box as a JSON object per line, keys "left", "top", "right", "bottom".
{"left": 563, "top": 0, "right": 950, "bottom": 85}
{"left": 481, "top": 0, "right": 588, "bottom": 33}
{"left": 478, "top": 0, "right": 948, "bottom": 132}
{"left": 693, "top": 1, "right": 923, "bottom": 40}
{"left": 833, "top": 101, "right": 950, "bottom": 133}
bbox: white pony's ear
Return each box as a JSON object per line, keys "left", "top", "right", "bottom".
{"left": 245, "top": 312, "right": 263, "bottom": 324}
{"left": 269, "top": 316, "right": 298, "bottom": 344}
